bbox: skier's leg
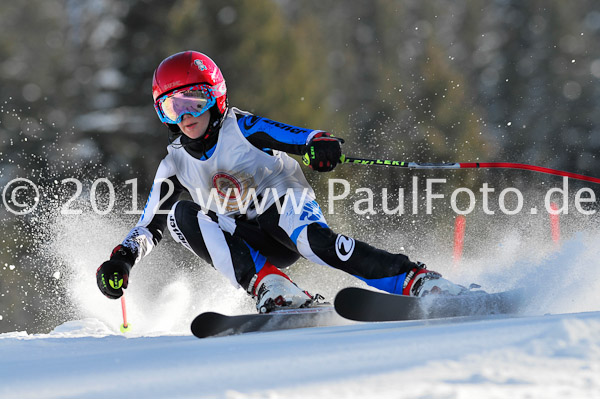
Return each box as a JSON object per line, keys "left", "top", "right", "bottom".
{"left": 168, "top": 201, "right": 312, "bottom": 310}
{"left": 215, "top": 212, "right": 314, "bottom": 312}
{"left": 300, "top": 222, "right": 416, "bottom": 293}
{"left": 301, "top": 223, "right": 464, "bottom": 296}
{"left": 223, "top": 215, "right": 301, "bottom": 268}
{"left": 256, "top": 192, "right": 460, "bottom": 296}
{"left": 167, "top": 200, "right": 258, "bottom": 289}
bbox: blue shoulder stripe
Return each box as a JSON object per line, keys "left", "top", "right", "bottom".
{"left": 237, "top": 115, "right": 313, "bottom": 145}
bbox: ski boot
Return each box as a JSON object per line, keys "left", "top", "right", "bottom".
{"left": 248, "top": 262, "right": 314, "bottom": 313}
{"left": 402, "top": 262, "right": 466, "bottom": 297}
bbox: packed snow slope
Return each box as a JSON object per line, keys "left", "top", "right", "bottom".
{"left": 1, "top": 217, "right": 600, "bottom": 398}
{"left": 1, "top": 311, "right": 599, "bottom": 399}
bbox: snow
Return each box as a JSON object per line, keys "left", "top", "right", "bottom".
{"left": 1, "top": 312, "right": 599, "bottom": 398}
{"left": 1, "top": 216, "right": 600, "bottom": 398}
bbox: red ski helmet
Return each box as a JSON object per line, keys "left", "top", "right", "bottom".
{"left": 152, "top": 51, "right": 227, "bottom": 128}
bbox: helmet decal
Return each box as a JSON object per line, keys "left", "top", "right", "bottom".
{"left": 194, "top": 59, "right": 207, "bottom": 71}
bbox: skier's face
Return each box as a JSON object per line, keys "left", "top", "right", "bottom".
{"left": 178, "top": 112, "right": 210, "bottom": 139}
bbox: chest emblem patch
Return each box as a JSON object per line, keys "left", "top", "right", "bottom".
{"left": 212, "top": 171, "right": 256, "bottom": 212}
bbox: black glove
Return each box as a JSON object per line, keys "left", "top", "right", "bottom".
{"left": 96, "top": 245, "right": 134, "bottom": 299}
{"left": 303, "top": 132, "right": 344, "bottom": 172}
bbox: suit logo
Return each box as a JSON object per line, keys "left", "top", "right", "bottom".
{"left": 243, "top": 115, "right": 262, "bottom": 130}
{"left": 300, "top": 200, "right": 324, "bottom": 222}
{"left": 335, "top": 234, "right": 355, "bottom": 261}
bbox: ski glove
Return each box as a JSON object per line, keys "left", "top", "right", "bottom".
{"left": 303, "top": 132, "right": 344, "bottom": 172}
{"left": 96, "top": 245, "right": 134, "bottom": 299}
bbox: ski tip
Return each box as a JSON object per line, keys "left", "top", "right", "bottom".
{"left": 333, "top": 287, "right": 350, "bottom": 305}
{"left": 333, "top": 287, "right": 370, "bottom": 321}
{"left": 191, "top": 311, "right": 228, "bottom": 339}
{"left": 334, "top": 287, "right": 363, "bottom": 300}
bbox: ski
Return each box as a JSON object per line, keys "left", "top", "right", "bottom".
{"left": 191, "top": 305, "right": 341, "bottom": 338}
{"left": 334, "top": 286, "right": 525, "bottom": 322}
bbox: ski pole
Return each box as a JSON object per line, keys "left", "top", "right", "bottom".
{"left": 120, "top": 295, "right": 131, "bottom": 333}
{"left": 341, "top": 155, "right": 600, "bottom": 185}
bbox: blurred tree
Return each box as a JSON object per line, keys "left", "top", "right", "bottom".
{"left": 466, "top": 1, "right": 600, "bottom": 175}
{"left": 162, "top": 0, "right": 333, "bottom": 128}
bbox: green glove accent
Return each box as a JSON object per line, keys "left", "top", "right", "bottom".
{"left": 302, "top": 152, "right": 310, "bottom": 166}
{"left": 109, "top": 272, "right": 123, "bottom": 290}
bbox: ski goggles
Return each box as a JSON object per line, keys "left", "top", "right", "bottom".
{"left": 154, "top": 84, "right": 216, "bottom": 124}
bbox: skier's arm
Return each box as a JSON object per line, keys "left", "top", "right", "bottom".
{"left": 97, "top": 155, "right": 186, "bottom": 299}
{"left": 121, "top": 173, "right": 186, "bottom": 263}
{"left": 236, "top": 113, "right": 322, "bottom": 155}
{"left": 236, "top": 112, "right": 344, "bottom": 172}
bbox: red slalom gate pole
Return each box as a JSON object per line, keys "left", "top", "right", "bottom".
{"left": 452, "top": 215, "right": 466, "bottom": 268}
{"left": 341, "top": 156, "right": 600, "bottom": 185}
{"left": 550, "top": 202, "right": 560, "bottom": 246}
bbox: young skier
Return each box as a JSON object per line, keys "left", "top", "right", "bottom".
{"left": 96, "top": 51, "right": 463, "bottom": 313}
